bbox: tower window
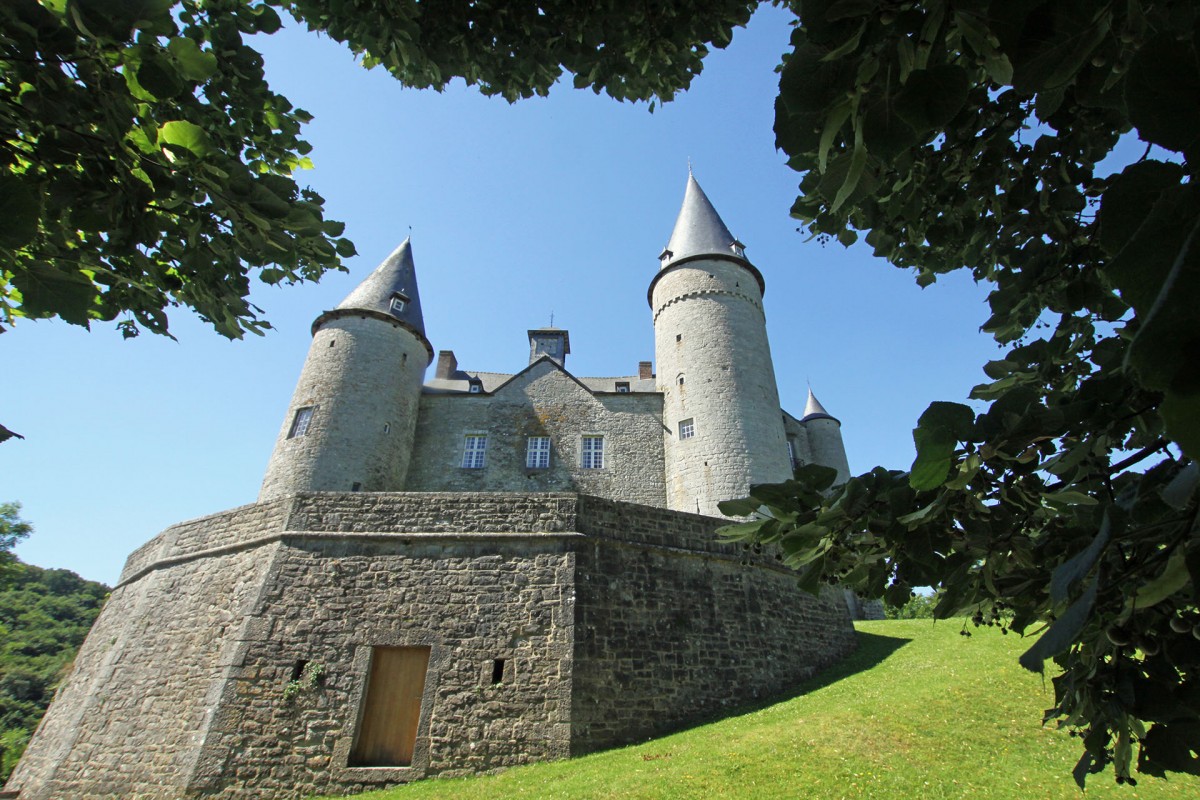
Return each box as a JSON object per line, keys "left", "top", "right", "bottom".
{"left": 491, "top": 658, "right": 506, "bottom": 685}
{"left": 389, "top": 292, "right": 409, "bottom": 314}
{"left": 526, "top": 436, "right": 551, "bottom": 469}
{"left": 581, "top": 436, "right": 605, "bottom": 469}
{"left": 676, "top": 334, "right": 682, "bottom": 342}
{"left": 288, "top": 407, "right": 314, "bottom": 438}
{"left": 679, "top": 418, "right": 695, "bottom": 440}
{"left": 678, "top": 375, "right": 685, "bottom": 386}
{"left": 383, "top": 422, "right": 391, "bottom": 434}
{"left": 462, "top": 435, "right": 487, "bottom": 469}
{"left": 615, "top": 382, "right": 630, "bottom": 393}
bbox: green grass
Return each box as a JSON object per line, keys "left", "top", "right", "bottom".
{"left": 317, "top": 621, "right": 1200, "bottom": 800}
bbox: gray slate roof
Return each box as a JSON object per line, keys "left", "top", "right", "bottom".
{"left": 424, "top": 366, "right": 657, "bottom": 395}
{"left": 335, "top": 238, "right": 426, "bottom": 334}
{"left": 800, "top": 388, "right": 838, "bottom": 423}
{"left": 661, "top": 174, "right": 747, "bottom": 267}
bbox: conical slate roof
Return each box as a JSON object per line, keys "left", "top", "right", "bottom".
{"left": 335, "top": 237, "right": 425, "bottom": 335}
{"left": 661, "top": 173, "right": 747, "bottom": 267}
{"left": 801, "top": 388, "right": 838, "bottom": 423}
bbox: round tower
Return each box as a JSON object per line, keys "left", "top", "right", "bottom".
{"left": 800, "top": 388, "right": 851, "bottom": 484}
{"left": 651, "top": 174, "right": 791, "bottom": 515}
{"left": 259, "top": 239, "right": 433, "bottom": 501}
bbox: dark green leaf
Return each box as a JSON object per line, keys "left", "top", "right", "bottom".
{"left": 894, "top": 65, "right": 969, "bottom": 135}
{"left": 1125, "top": 33, "right": 1200, "bottom": 158}
{"left": 0, "top": 176, "right": 42, "bottom": 250}
{"left": 909, "top": 401, "right": 974, "bottom": 491}
{"left": 1019, "top": 579, "right": 1097, "bottom": 674}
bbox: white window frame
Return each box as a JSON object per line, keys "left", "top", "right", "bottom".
{"left": 615, "top": 382, "right": 630, "bottom": 393}
{"left": 462, "top": 434, "right": 487, "bottom": 469}
{"left": 581, "top": 435, "right": 605, "bottom": 470}
{"left": 288, "top": 406, "right": 314, "bottom": 438}
{"left": 389, "top": 292, "right": 409, "bottom": 314}
{"left": 679, "top": 418, "right": 695, "bottom": 440}
{"left": 526, "top": 436, "right": 551, "bottom": 469}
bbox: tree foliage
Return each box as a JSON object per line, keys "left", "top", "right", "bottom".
{"left": 721, "top": 0, "right": 1200, "bottom": 785}
{"left": 0, "top": 0, "right": 757, "bottom": 338}
{"left": 0, "top": 503, "right": 33, "bottom": 582}
{"left": 0, "top": 558, "right": 109, "bottom": 780}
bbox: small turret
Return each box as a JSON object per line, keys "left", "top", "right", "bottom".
{"left": 651, "top": 173, "right": 791, "bottom": 515}
{"left": 259, "top": 239, "right": 433, "bottom": 500}
{"left": 800, "top": 388, "right": 851, "bottom": 484}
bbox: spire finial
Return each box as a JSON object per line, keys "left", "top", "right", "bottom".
{"left": 550, "top": 311, "right": 555, "bottom": 327}
{"left": 687, "top": 158, "right": 693, "bottom": 176}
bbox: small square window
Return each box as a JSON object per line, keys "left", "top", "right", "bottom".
{"left": 288, "top": 407, "right": 314, "bottom": 438}
{"left": 615, "top": 382, "right": 630, "bottom": 393}
{"left": 462, "top": 435, "right": 487, "bottom": 469}
{"left": 389, "top": 292, "right": 409, "bottom": 314}
{"left": 581, "top": 436, "right": 604, "bottom": 469}
{"left": 526, "top": 436, "right": 551, "bottom": 469}
{"left": 679, "top": 418, "right": 695, "bottom": 440}
{"left": 469, "top": 383, "right": 482, "bottom": 394}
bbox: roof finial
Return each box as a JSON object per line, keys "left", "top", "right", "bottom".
{"left": 687, "top": 157, "right": 693, "bottom": 176}
{"left": 550, "top": 311, "right": 555, "bottom": 327}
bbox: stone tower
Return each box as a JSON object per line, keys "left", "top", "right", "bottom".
{"left": 651, "top": 174, "right": 792, "bottom": 515}
{"left": 800, "top": 389, "right": 851, "bottom": 483}
{"left": 259, "top": 238, "right": 434, "bottom": 500}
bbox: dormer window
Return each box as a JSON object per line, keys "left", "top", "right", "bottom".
{"left": 468, "top": 378, "right": 483, "bottom": 394}
{"left": 730, "top": 239, "right": 746, "bottom": 258}
{"left": 615, "top": 382, "right": 630, "bottom": 393}
{"left": 389, "top": 292, "right": 409, "bottom": 314}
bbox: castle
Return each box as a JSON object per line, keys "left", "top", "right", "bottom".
{"left": 7, "top": 175, "right": 861, "bottom": 799}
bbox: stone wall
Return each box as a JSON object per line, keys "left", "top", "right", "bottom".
{"left": 7, "top": 545, "right": 277, "bottom": 800}
{"left": 569, "top": 496, "right": 856, "bottom": 750}
{"left": 8, "top": 492, "right": 857, "bottom": 800}
{"left": 406, "top": 362, "right": 667, "bottom": 507}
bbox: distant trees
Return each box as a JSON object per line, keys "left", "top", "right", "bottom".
{"left": 0, "top": 559, "right": 109, "bottom": 780}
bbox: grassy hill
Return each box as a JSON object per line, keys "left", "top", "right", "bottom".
{"left": 318, "top": 620, "right": 1200, "bottom": 800}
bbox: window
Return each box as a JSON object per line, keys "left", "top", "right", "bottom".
{"left": 679, "top": 418, "right": 695, "bottom": 440}
{"left": 469, "top": 384, "right": 482, "bottom": 394}
{"left": 288, "top": 407, "right": 314, "bottom": 438}
{"left": 678, "top": 375, "right": 685, "bottom": 386}
{"left": 787, "top": 437, "right": 797, "bottom": 469}
{"left": 615, "top": 382, "right": 630, "bottom": 393}
{"left": 462, "top": 435, "right": 487, "bottom": 468}
{"left": 389, "top": 292, "right": 408, "bottom": 314}
{"left": 581, "top": 435, "right": 604, "bottom": 469}
{"left": 526, "top": 436, "right": 550, "bottom": 469}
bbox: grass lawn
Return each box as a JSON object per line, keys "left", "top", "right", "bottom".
{"left": 316, "top": 620, "right": 1200, "bottom": 799}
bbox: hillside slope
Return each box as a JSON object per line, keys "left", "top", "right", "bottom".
{"left": 318, "top": 620, "right": 1200, "bottom": 800}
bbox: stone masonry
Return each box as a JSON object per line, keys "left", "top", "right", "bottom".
{"left": 8, "top": 493, "right": 856, "bottom": 799}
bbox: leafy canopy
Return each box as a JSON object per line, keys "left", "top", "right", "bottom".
{"left": 722, "top": 0, "right": 1200, "bottom": 786}
{"left": 0, "top": 0, "right": 756, "bottom": 338}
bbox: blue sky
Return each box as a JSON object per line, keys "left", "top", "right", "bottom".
{"left": 6, "top": 4, "right": 1001, "bottom": 585}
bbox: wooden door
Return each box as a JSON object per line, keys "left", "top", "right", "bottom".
{"left": 349, "top": 646, "right": 431, "bottom": 766}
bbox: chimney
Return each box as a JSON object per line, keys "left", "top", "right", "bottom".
{"left": 638, "top": 361, "right": 653, "bottom": 380}
{"left": 436, "top": 350, "right": 457, "bottom": 379}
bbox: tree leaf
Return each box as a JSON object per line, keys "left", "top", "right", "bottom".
{"left": 894, "top": 65, "right": 969, "bottom": 135}
{"left": 1125, "top": 33, "right": 1200, "bottom": 158}
{"left": 1133, "top": 549, "right": 1190, "bottom": 609}
{"left": 910, "top": 401, "right": 974, "bottom": 491}
{"left": 1019, "top": 579, "right": 1097, "bottom": 674}
{"left": 167, "top": 37, "right": 218, "bottom": 81}
{"left": 158, "top": 120, "right": 212, "bottom": 157}
{"left": 10, "top": 264, "right": 97, "bottom": 325}
{"left": 1049, "top": 516, "right": 1110, "bottom": 606}
{"left": 0, "top": 176, "right": 42, "bottom": 250}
